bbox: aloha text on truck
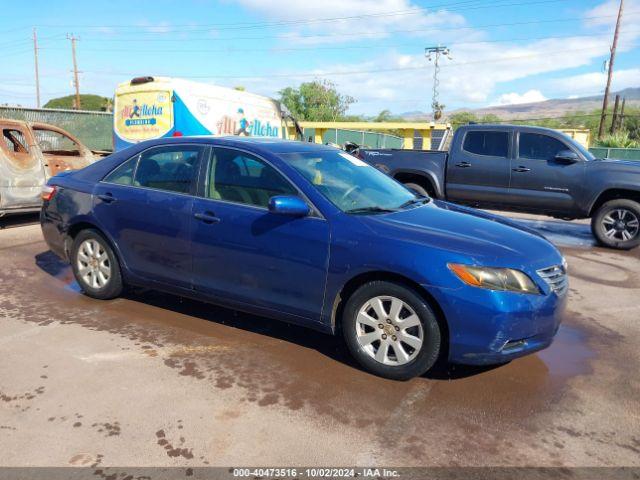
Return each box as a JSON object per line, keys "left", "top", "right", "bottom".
{"left": 113, "top": 76, "right": 300, "bottom": 151}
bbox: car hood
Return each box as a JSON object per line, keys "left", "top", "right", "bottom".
{"left": 360, "top": 200, "right": 563, "bottom": 270}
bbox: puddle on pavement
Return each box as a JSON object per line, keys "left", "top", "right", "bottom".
{"left": 1, "top": 248, "right": 599, "bottom": 433}
{"left": 537, "top": 325, "right": 594, "bottom": 380}
{"left": 511, "top": 218, "right": 595, "bottom": 249}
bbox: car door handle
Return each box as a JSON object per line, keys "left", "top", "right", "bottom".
{"left": 512, "top": 166, "right": 531, "bottom": 172}
{"left": 194, "top": 212, "right": 221, "bottom": 224}
{"left": 97, "top": 193, "right": 116, "bottom": 203}
{"left": 455, "top": 162, "right": 472, "bottom": 168}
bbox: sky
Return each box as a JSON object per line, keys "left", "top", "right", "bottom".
{"left": 0, "top": 0, "right": 638, "bottom": 116}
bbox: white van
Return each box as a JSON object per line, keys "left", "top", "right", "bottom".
{"left": 113, "top": 77, "right": 299, "bottom": 151}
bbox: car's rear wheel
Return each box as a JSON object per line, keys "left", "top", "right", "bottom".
{"left": 71, "top": 229, "right": 123, "bottom": 299}
{"left": 342, "top": 281, "right": 441, "bottom": 380}
{"left": 591, "top": 199, "right": 640, "bottom": 250}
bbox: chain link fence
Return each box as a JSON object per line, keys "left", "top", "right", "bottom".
{"left": 589, "top": 147, "right": 640, "bottom": 161}
{"left": 302, "top": 128, "right": 404, "bottom": 149}
{"left": 0, "top": 106, "right": 113, "bottom": 151}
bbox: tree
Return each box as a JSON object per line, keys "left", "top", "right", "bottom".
{"left": 448, "top": 112, "right": 503, "bottom": 129}
{"left": 44, "top": 94, "right": 112, "bottom": 111}
{"left": 278, "top": 79, "right": 355, "bottom": 121}
{"left": 374, "top": 109, "right": 393, "bottom": 122}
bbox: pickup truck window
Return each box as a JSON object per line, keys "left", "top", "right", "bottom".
{"left": 32, "top": 127, "right": 80, "bottom": 157}
{"left": 519, "top": 133, "right": 569, "bottom": 161}
{"left": 462, "top": 131, "right": 509, "bottom": 158}
{"left": 2, "top": 129, "right": 30, "bottom": 155}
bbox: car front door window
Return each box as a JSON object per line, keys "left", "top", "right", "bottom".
{"left": 207, "top": 148, "right": 297, "bottom": 208}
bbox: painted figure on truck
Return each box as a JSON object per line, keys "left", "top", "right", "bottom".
{"left": 113, "top": 76, "right": 293, "bottom": 151}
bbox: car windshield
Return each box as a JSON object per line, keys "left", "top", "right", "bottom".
{"left": 280, "top": 150, "right": 421, "bottom": 213}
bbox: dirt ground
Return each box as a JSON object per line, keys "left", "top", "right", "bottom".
{"left": 0, "top": 213, "right": 638, "bottom": 468}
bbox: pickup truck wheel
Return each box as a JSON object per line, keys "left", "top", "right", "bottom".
{"left": 342, "top": 281, "right": 441, "bottom": 380}
{"left": 592, "top": 199, "right": 640, "bottom": 250}
{"left": 404, "top": 182, "right": 430, "bottom": 197}
{"left": 71, "top": 229, "right": 123, "bottom": 299}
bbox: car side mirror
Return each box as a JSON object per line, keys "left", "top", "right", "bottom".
{"left": 268, "top": 195, "right": 310, "bottom": 217}
{"left": 555, "top": 150, "right": 580, "bottom": 164}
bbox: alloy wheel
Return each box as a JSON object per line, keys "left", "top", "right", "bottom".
{"left": 355, "top": 295, "right": 424, "bottom": 366}
{"left": 77, "top": 239, "right": 111, "bottom": 289}
{"left": 602, "top": 208, "right": 640, "bottom": 242}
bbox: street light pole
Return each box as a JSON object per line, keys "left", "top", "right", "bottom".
{"left": 425, "top": 45, "right": 451, "bottom": 121}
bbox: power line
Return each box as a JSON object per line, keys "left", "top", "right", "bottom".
{"left": 23, "top": 10, "right": 640, "bottom": 44}
{"left": 73, "top": 46, "right": 610, "bottom": 80}
{"left": 12, "top": 0, "right": 569, "bottom": 33}
{"left": 33, "top": 30, "right": 640, "bottom": 55}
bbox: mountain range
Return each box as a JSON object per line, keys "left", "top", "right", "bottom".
{"left": 400, "top": 87, "right": 640, "bottom": 121}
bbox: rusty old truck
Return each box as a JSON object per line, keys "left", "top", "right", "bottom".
{"left": 1, "top": 119, "right": 104, "bottom": 217}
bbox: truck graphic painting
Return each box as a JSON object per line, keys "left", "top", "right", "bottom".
{"left": 113, "top": 77, "right": 288, "bottom": 151}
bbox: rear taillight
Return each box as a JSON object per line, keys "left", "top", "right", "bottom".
{"left": 41, "top": 185, "right": 57, "bottom": 201}
{"left": 172, "top": 131, "right": 183, "bottom": 137}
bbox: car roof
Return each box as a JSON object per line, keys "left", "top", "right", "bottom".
{"left": 457, "top": 124, "right": 565, "bottom": 135}
{"left": 133, "top": 135, "right": 338, "bottom": 155}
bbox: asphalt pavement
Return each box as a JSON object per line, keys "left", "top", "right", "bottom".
{"left": 0, "top": 212, "right": 638, "bottom": 469}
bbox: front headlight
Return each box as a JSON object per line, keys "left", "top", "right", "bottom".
{"left": 448, "top": 263, "right": 540, "bottom": 294}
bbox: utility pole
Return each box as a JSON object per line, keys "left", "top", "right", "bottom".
{"left": 610, "top": 94, "right": 620, "bottom": 134}
{"left": 67, "top": 34, "right": 81, "bottom": 110}
{"left": 425, "top": 45, "right": 451, "bottom": 121}
{"left": 33, "top": 27, "right": 41, "bottom": 108}
{"left": 598, "top": 0, "right": 624, "bottom": 139}
{"left": 618, "top": 97, "right": 626, "bottom": 131}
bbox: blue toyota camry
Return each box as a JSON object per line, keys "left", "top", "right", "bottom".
{"left": 40, "top": 137, "right": 567, "bottom": 380}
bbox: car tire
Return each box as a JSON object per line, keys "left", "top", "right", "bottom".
{"left": 71, "top": 229, "right": 124, "bottom": 299}
{"left": 591, "top": 199, "right": 640, "bottom": 250}
{"left": 404, "top": 182, "right": 430, "bottom": 198}
{"left": 342, "top": 281, "right": 441, "bottom": 380}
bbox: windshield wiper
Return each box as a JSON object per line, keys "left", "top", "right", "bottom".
{"left": 345, "top": 206, "right": 398, "bottom": 215}
{"left": 398, "top": 196, "right": 430, "bottom": 209}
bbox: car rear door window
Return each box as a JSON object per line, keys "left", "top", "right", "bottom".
{"left": 207, "top": 148, "right": 297, "bottom": 208}
{"left": 134, "top": 145, "right": 203, "bottom": 194}
{"left": 519, "top": 133, "right": 569, "bottom": 161}
{"left": 463, "top": 131, "right": 509, "bottom": 158}
{"left": 103, "top": 156, "right": 138, "bottom": 185}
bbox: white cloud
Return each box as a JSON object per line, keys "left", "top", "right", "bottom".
{"left": 583, "top": 0, "right": 640, "bottom": 28}
{"left": 137, "top": 20, "right": 174, "bottom": 34}
{"left": 229, "top": 0, "right": 640, "bottom": 113}
{"left": 496, "top": 90, "right": 547, "bottom": 106}
{"left": 235, "top": 0, "right": 468, "bottom": 44}
{"left": 551, "top": 68, "right": 640, "bottom": 97}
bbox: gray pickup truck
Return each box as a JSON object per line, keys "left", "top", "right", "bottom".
{"left": 357, "top": 124, "right": 640, "bottom": 250}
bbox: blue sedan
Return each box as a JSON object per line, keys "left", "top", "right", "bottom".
{"left": 40, "top": 137, "right": 567, "bottom": 380}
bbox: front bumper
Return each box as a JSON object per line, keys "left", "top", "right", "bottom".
{"left": 428, "top": 281, "right": 567, "bottom": 365}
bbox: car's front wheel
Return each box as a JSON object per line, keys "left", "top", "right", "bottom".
{"left": 71, "top": 229, "right": 123, "bottom": 299}
{"left": 592, "top": 199, "right": 640, "bottom": 250}
{"left": 342, "top": 281, "right": 441, "bottom": 380}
